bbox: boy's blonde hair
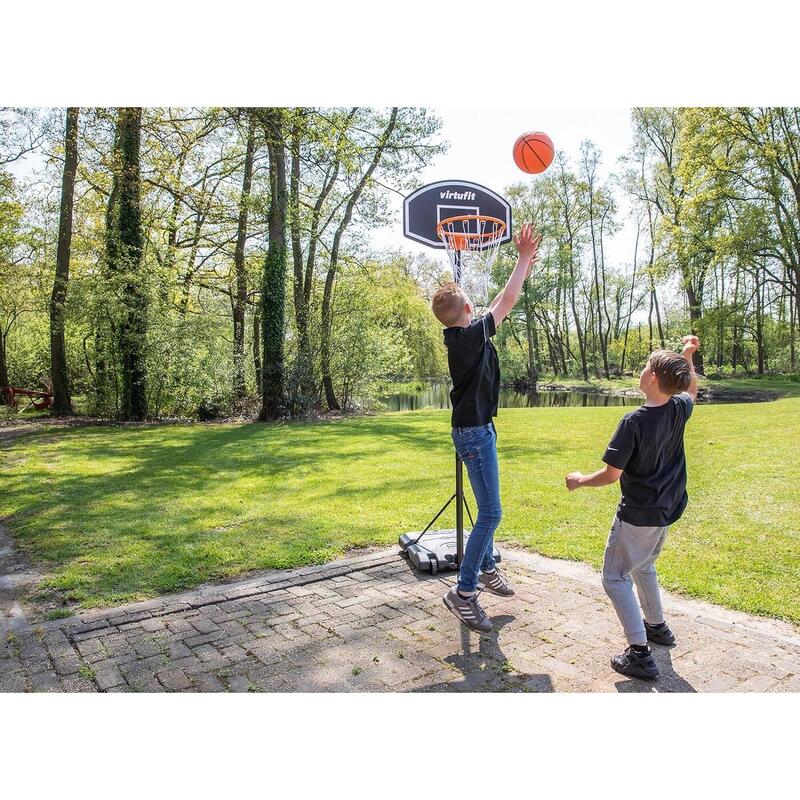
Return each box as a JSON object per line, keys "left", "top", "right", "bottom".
{"left": 648, "top": 350, "right": 692, "bottom": 395}
{"left": 431, "top": 282, "right": 468, "bottom": 327}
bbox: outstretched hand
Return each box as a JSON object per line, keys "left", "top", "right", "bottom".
{"left": 565, "top": 471, "right": 583, "bottom": 491}
{"left": 513, "top": 222, "right": 542, "bottom": 274}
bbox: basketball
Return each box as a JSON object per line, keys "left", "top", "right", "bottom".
{"left": 513, "top": 131, "right": 554, "bottom": 174}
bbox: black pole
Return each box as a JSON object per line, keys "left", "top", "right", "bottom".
{"left": 455, "top": 454, "right": 464, "bottom": 568}
{"left": 454, "top": 248, "right": 464, "bottom": 569}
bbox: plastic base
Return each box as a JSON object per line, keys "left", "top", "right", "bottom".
{"left": 398, "top": 528, "right": 501, "bottom": 575}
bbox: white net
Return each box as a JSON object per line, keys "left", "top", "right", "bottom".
{"left": 437, "top": 215, "right": 506, "bottom": 307}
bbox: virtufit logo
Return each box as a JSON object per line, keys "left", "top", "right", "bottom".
{"left": 439, "top": 190, "right": 477, "bottom": 201}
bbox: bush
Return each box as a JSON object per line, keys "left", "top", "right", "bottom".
{"left": 196, "top": 397, "right": 225, "bottom": 421}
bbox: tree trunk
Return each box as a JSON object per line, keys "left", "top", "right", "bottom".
{"left": 789, "top": 284, "right": 796, "bottom": 371}
{"left": 567, "top": 243, "right": 588, "bottom": 380}
{"left": 620, "top": 221, "right": 640, "bottom": 374}
{"left": 684, "top": 284, "right": 705, "bottom": 374}
{"left": 598, "top": 209, "right": 612, "bottom": 376}
{"left": 756, "top": 265, "right": 765, "bottom": 375}
{"left": 260, "top": 108, "right": 288, "bottom": 421}
{"left": 107, "top": 107, "right": 147, "bottom": 421}
{"left": 233, "top": 111, "right": 256, "bottom": 399}
{"left": 49, "top": 107, "right": 79, "bottom": 415}
{"left": 253, "top": 304, "right": 262, "bottom": 394}
{"left": 523, "top": 283, "right": 539, "bottom": 385}
{"left": 0, "top": 329, "right": 9, "bottom": 398}
{"left": 289, "top": 112, "right": 317, "bottom": 403}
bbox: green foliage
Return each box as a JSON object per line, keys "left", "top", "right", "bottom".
{"left": 327, "top": 259, "right": 445, "bottom": 409}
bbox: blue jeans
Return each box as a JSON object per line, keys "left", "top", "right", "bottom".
{"left": 451, "top": 422, "right": 501, "bottom": 593}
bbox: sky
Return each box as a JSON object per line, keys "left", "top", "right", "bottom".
{"left": 370, "top": 107, "right": 639, "bottom": 268}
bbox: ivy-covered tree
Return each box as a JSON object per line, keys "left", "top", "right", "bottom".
{"left": 106, "top": 107, "right": 148, "bottom": 420}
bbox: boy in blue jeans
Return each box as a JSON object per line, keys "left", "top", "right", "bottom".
{"left": 565, "top": 336, "right": 700, "bottom": 679}
{"left": 430, "top": 222, "right": 541, "bottom": 633}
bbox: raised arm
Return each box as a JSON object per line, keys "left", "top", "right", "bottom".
{"left": 681, "top": 335, "right": 700, "bottom": 402}
{"left": 489, "top": 222, "right": 541, "bottom": 327}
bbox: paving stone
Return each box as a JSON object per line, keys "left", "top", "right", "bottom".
{"left": 60, "top": 673, "right": 96, "bottom": 692}
{"left": 193, "top": 673, "right": 226, "bottom": 692}
{"left": 95, "top": 664, "right": 126, "bottom": 690}
{"left": 29, "top": 670, "right": 62, "bottom": 692}
{"left": 0, "top": 670, "right": 28, "bottom": 692}
{"left": 75, "top": 637, "right": 104, "bottom": 658}
{"left": 157, "top": 668, "right": 192, "bottom": 691}
{"left": 189, "top": 618, "right": 220, "bottom": 635}
{"left": 49, "top": 650, "right": 83, "bottom": 677}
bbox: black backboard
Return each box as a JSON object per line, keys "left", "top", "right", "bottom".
{"left": 403, "top": 179, "right": 513, "bottom": 249}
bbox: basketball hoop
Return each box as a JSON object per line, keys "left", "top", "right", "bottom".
{"left": 436, "top": 214, "right": 506, "bottom": 302}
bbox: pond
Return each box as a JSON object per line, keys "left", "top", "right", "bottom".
{"left": 375, "top": 382, "right": 644, "bottom": 411}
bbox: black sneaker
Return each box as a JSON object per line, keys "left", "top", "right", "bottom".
{"left": 611, "top": 646, "right": 659, "bottom": 680}
{"left": 644, "top": 620, "right": 676, "bottom": 646}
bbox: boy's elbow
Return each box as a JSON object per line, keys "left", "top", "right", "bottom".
{"left": 605, "top": 465, "right": 623, "bottom": 484}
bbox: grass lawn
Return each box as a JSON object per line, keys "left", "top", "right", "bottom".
{"left": 2, "top": 398, "right": 799, "bottom": 623}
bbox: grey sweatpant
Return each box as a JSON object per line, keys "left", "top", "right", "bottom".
{"left": 601, "top": 514, "right": 668, "bottom": 646}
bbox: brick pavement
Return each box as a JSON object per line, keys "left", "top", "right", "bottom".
{"left": 1, "top": 547, "right": 799, "bottom": 693}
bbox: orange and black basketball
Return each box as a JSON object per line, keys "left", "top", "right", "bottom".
{"left": 513, "top": 131, "right": 554, "bottom": 174}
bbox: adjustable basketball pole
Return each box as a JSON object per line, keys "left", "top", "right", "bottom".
{"left": 453, "top": 249, "right": 465, "bottom": 569}
{"left": 455, "top": 454, "right": 465, "bottom": 567}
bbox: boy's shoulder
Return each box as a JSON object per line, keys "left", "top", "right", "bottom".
{"left": 443, "top": 314, "right": 494, "bottom": 346}
{"left": 622, "top": 392, "right": 694, "bottom": 427}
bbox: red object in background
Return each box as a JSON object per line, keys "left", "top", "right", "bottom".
{"left": 2, "top": 386, "right": 54, "bottom": 411}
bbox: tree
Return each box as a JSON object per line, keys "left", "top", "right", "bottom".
{"left": 232, "top": 109, "right": 257, "bottom": 399}
{"left": 49, "top": 107, "right": 79, "bottom": 414}
{"left": 259, "top": 108, "right": 288, "bottom": 421}
{"left": 106, "top": 107, "right": 148, "bottom": 420}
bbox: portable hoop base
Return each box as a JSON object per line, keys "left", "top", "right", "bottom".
{"left": 398, "top": 529, "right": 502, "bottom": 575}
{"left": 398, "top": 454, "right": 502, "bottom": 575}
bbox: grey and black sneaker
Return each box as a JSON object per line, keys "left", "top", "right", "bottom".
{"left": 611, "top": 646, "right": 659, "bottom": 680}
{"left": 644, "top": 619, "right": 676, "bottom": 646}
{"left": 443, "top": 586, "right": 493, "bottom": 632}
{"left": 478, "top": 569, "right": 515, "bottom": 597}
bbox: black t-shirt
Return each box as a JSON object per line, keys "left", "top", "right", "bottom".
{"left": 443, "top": 313, "right": 500, "bottom": 427}
{"left": 602, "top": 393, "right": 694, "bottom": 527}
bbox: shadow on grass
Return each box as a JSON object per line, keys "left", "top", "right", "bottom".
{"left": 1, "top": 418, "right": 471, "bottom": 607}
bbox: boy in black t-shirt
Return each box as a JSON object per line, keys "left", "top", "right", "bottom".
{"left": 431, "top": 222, "right": 541, "bottom": 633}
{"left": 565, "top": 335, "right": 700, "bottom": 680}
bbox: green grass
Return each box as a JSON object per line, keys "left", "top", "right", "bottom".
{"left": 2, "top": 399, "right": 799, "bottom": 623}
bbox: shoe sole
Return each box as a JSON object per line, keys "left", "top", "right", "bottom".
{"left": 610, "top": 659, "right": 659, "bottom": 681}
{"left": 442, "top": 596, "right": 492, "bottom": 633}
{"left": 479, "top": 585, "right": 515, "bottom": 597}
{"left": 646, "top": 633, "right": 676, "bottom": 646}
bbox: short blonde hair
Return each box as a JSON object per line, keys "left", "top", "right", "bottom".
{"left": 431, "top": 282, "right": 468, "bottom": 327}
